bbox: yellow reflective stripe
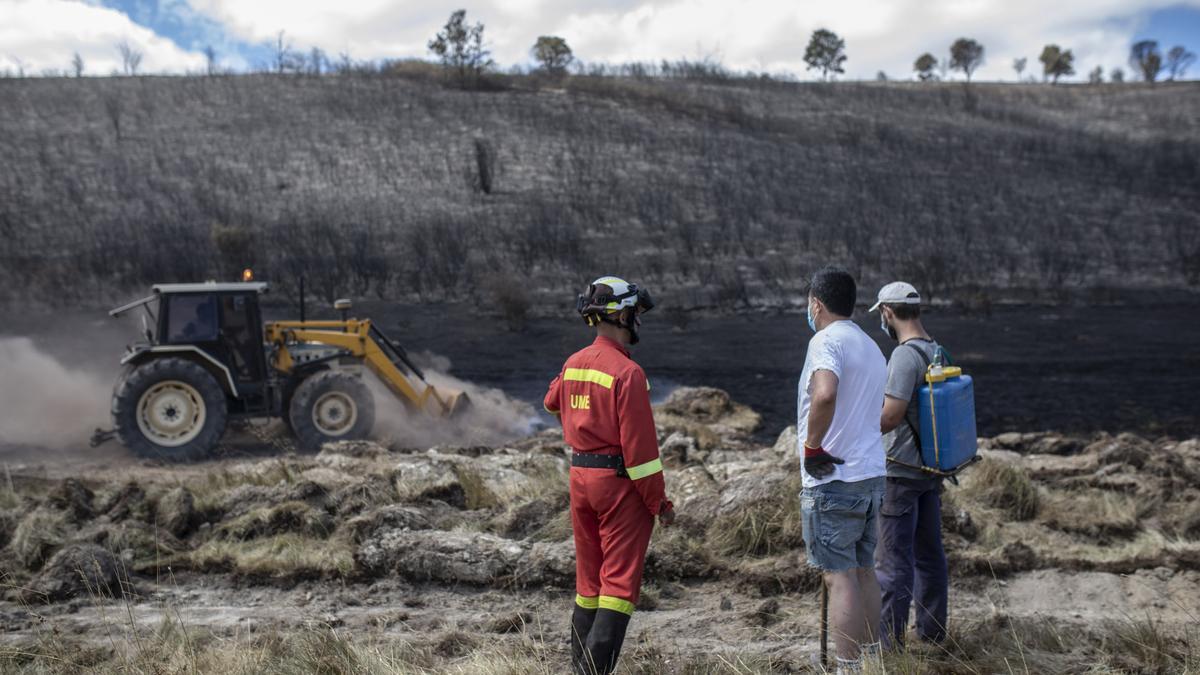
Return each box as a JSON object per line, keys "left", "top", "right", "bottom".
{"left": 576, "top": 594, "right": 599, "bottom": 609}
{"left": 598, "top": 596, "right": 635, "bottom": 615}
{"left": 564, "top": 368, "right": 614, "bottom": 389}
{"left": 626, "top": 457, "right": 663, "bottom": 480}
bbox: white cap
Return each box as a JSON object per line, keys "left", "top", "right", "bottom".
{"left": 869, "top": 281, "right": 921, "bottom": 312}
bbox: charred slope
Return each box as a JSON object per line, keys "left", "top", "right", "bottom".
{"left": 0, "top": 75, "right": 1197, "bottom": 307}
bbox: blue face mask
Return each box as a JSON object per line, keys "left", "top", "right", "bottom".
{"left": 807, "top": 302, "right": 817, "bottom": 333}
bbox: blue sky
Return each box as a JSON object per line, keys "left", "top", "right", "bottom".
{"left": 1135, "top": 4, "right": 1200, "bottom": 54}
{"left": 3, "top": 0, "right": 1198, "bottom": 80}
{"left": 95, "top": 0, "right": 269, "bottom": 69}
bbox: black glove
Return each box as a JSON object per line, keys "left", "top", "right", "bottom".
{"left": 803, "top": 445, "right": 844, "bottom": 479}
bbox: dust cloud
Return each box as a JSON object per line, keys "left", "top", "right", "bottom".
{"left": 0, "top": 334, "right": 540, "bottom": 456}
{"left": 0, "top": 337, "right": 112, "bottom": 449}
{"left": 367, "top": 353, "right": 539, "bottom": 449}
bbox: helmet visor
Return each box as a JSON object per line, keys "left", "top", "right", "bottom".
{"left": 635, "top": 287, "right": 654, "bottom": 313}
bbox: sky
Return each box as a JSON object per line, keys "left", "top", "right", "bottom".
{"left": 1, "top": 0, "right": 1198, "bottom": 81}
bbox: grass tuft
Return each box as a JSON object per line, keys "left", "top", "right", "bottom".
{"left": 961, "top": 458, "right": 1040, "bottom": 521}
{"left": 9, "top": 507, "right": 70, "bottom": 570}
{"left": 180, "top": 533, "right": 354, "bottom": 579}
{"left": 705, "top": 475, "right": 803, "bottom": 558}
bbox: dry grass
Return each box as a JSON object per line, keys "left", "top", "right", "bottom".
{"left": 706, "top": 475, "right": 803, "bottom": 558}
{"left": 1039, "top": 487, "right": 1139, "bottom": 539}
{"left": 875, "top": 613, "right": 1200, "bottom": 675}
{"left": 9, "top": 507, "right": 70, "bottom": 570}
{"left": 7, "top": 610, "right": 1197, "bottom": 674}
{"left": 179, "top": 533, "right": 354, "bottom": 579}
{"left": 3, "top": 542, "right": 1200, "bottom": 675}
{"left": 186, "top": 459, "right": 302, "bottom": 513}
{"left": 6, "top": 436, "right": 1200, "bottom": 673}
{"left": 528, "top": 509, "right": 572, "bottom": 543}
{"left": 960, "top": 458, "right": 1040, "bottom": 521}
{"left": 450, "top": 464, "right": 501, "bottom": 511}
{"left": 214, "top": 500, "right": 335, "bottom": 541}
{"left": 0, "top": 465, "right": 20, "bottom": 510}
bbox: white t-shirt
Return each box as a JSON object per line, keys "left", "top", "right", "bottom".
{"left": 797, "top": 319, "right": 888, "bottom": 488}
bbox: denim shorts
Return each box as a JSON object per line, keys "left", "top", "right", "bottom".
{"left": 800, "top": 477, "right": 886, "bottom": 571}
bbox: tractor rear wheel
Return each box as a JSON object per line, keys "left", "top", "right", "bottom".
{"left": 113, "top": 357, "right": 228, "bottom": 460}
{"left": 288, "top": 371, "right": 375, "bottom": 451}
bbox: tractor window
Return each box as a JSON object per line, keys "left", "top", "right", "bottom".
{"left": 166, "top": 295, "right": 218, "bottom": 343}
{"left": 219, "top": 294, "right": 262, "bottom": 380}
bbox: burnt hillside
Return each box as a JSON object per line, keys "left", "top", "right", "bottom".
{"left": 0, "top": 73, "right": 1197, "bottom": 308}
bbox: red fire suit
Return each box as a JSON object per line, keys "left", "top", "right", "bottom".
{"left": 545, "top": 335, "right": 670, "bottom": 616}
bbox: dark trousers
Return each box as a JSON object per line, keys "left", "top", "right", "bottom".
{"left": 874, "top": 477, "right": 948, "bottom": 647}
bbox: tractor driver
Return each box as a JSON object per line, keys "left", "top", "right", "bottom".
{"left": 544, "top": 276, "right": 676, "bottom": 675}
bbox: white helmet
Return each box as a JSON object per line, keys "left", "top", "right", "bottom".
{"left": 576, "top": 276, "right": 655, "bottom": 342}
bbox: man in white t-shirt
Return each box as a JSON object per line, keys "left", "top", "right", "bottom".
{"left": 797, "top": 266, "right": 888, "bottom": 675}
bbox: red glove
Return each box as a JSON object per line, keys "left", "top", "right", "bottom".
{"left": 803, "top": 445, "right": 844, "bottom": 479}
{"left": 658, "top": 500, "right": 676, "bottom": 527}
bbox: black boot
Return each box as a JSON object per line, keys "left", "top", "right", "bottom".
{"left": 571, "top": 605, "right": 598, "bottom": 674}
{"left": 581, "top": 609, "right": 631, "bottom": 675}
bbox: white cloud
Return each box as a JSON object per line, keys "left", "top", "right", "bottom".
{"left": 186, "top": 0, "right": 1200, "bottom": 80}
{"left": 4, "top": 0, "right": 1198, "bottom": 79}
{"left": 0, "top": 0, "right": 206, "bottom": 75}
{"left": 186, "top": 0, "right": 444, "bottom": 59}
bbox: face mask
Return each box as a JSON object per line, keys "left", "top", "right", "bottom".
{"left": 807, "top": 302, "right": 817, "bottom": 333}
{"left": 880, "top": 315, "right": 898, "bottom": 341}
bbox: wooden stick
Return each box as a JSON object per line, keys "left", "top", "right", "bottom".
{"left": 820, "top": 579, "right": 829, "bottom": 670}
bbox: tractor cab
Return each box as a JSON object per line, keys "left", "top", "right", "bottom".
{"left": 110, "top": 281, "right": 272, "bottom": 419}
{"left": 153, "top": 283, "right": 270, "bottom": 402}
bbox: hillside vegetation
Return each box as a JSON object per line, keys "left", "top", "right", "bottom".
{"left": 0, "top": 73, "right": 1197, "bottom": 308}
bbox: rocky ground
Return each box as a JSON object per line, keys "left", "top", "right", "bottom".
{"left": 2, "top": 388, "right": 1199, "bottom": 674}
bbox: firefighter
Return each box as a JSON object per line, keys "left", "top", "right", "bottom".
{"left": 544, "top": 276, "right": 675, "bottom": 675}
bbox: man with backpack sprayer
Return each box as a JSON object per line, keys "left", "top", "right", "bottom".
{"left": 871, "top": 281, "right": 950, "bottom": 649}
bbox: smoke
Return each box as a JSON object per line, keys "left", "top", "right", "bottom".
{"left": 0, "top": 337, "right": 112, "bottom": 449}
{"left": 367, "top": 353, "right": 539, "bottom": 449}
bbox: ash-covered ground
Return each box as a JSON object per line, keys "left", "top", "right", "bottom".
{"left": 2, "top": 387, "right": 1199, "bottom": 674}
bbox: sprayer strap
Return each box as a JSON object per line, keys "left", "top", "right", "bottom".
{"left": 900, "top": 341, "right": 933, "bottom": 453}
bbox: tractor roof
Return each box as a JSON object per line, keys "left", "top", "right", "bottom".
{"left": 153, "top": 282, "right": 270, "bottom": 294}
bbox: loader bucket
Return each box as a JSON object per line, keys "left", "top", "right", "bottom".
{"left": 443, "top": 391, "right": 472, "bottom": 418}
{"left": 427, "top": 387, "right": 471, "bottom": 418}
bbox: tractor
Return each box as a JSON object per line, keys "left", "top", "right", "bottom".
{"left": 92, "top": 280, "right": 468, "bottom": 459}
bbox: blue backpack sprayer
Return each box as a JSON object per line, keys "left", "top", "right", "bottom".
{"left": 916, "top": 360, "right": 978, "bottom": 474}
{"left": 890, "top": 345, "right": 979, "bottom": 477}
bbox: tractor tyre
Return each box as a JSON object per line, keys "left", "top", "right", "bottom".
{"left": 288, "top": 371, "right": 375, "bottom": 452}
{"left": 278, "top": 372, "right": 311, "bottom": 435}
{"left": 113, "top": 357, "right": 228, "bottom": 461}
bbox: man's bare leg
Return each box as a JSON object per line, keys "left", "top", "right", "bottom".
{"left": 857, "top": 567, "right": 882, "bottom": 644}
{"left": 824, "top": 570, "right": 866, "bottom": 660}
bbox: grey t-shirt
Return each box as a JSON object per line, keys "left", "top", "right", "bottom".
{"left": 883, "top": 338, "right": 941, "bottom": 480}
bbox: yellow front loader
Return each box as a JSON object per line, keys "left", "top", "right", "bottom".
{"left": 95, "top": 282, "right": 468, "bottom": 459}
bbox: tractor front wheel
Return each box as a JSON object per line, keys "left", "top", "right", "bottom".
{"left": 113, "top": 357, "right": 228, "bottom": 460}
{"left": 288, "top": 371, "right": 375, "bottom": 451}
